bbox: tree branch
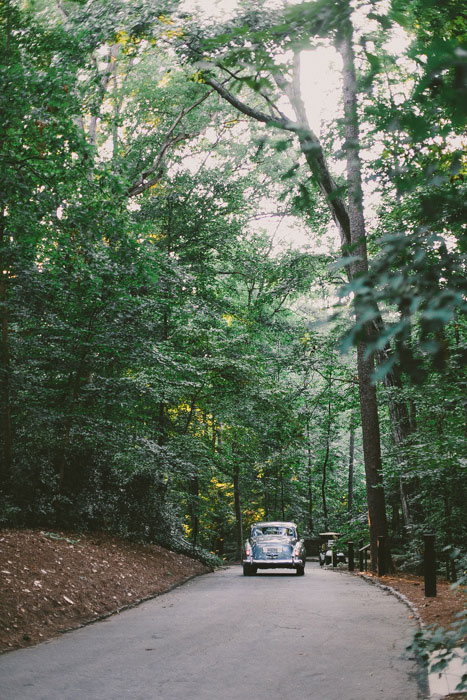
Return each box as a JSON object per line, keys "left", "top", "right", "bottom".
{"left": 127, "top": 90, "right": 213, "bottom": 197}
{"left": 206, "top": 68, "right": 351, "bottom": 248}
{"left": 279, "top": 54, "right": 351, "bottom": 248}
{"left": 204, "top": 75, "right": 294, "bottom": 129}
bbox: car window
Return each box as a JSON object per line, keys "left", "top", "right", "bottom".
{"left": 251, "top": 526, "right": 297, "bottom": 537}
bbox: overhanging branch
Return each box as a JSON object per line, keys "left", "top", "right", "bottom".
{"left": 127, "top": 90, "right": 213, "bottom": 197}
{"left": 204, "top": 76, "right": 296, "bottom": 130}
{"left": 205, "top": 70, "right": 351, "bottom": 248}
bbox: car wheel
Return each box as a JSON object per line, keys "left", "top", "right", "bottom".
{"left": 243, "top": 564, "right": 257, "bottom": 576}
{"left": 296, "top": 565, "right": 305, "bottom": 576}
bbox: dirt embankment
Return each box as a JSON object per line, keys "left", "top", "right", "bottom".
{"left": 0, "top": 529, "right": 209, "bottom": 653}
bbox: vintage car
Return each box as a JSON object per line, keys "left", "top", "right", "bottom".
{"left": 318, "top": 532, "right": 346, "bottom": 566}
{"left": 242, "top": 521, "right": 306, "bottom": 576}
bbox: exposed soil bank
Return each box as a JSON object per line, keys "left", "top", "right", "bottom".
{"left": 0, "top": 528, "right": 209, "bottom": 652}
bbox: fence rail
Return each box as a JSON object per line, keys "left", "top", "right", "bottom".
{"left": 358, "top": 540, "right": 370, "bottom": 572}
{"left": 349, "top": 534, "right": 439, "bottom": 597}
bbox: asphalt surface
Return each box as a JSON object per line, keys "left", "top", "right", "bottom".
{"left": 1, "top": 563, "right": 426, "bottom": 700}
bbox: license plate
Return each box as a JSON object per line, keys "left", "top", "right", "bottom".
{"left": 265, "top": 547, "right": 279, "bottom": 553}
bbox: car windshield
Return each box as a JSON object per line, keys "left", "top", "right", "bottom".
{"left": 251, "top": 526, "right": 295, "bottom": 537}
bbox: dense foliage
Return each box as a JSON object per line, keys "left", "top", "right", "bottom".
{"left": 0, "top": 0, "right": 465, "bottom": 582}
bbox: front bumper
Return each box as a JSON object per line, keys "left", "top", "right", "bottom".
{"left": 243, "top": 557, "right": 304, "bottom": 569}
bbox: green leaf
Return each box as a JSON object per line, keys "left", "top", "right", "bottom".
{"left": 364, "top": 51, "right": 381, "bottom": 74}
{"left": 281, "top": 163, "right": 300, "bottom": 179}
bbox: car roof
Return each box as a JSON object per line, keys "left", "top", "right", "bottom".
{"left": 252, "top": 522, "right": 297, "bottom": 528}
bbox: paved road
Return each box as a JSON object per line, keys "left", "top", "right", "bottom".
{"left": 1, "top": 563, "right": 426, "bottom": 700}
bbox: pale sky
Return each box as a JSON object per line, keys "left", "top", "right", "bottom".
{"left": 181, "top": 0, "right": 340, "bottom": 135}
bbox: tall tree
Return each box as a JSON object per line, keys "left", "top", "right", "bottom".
{"left": 179, "top": 0, "right": 392, "bottom": 568}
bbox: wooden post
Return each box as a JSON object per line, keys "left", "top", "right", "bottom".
{"left": 332, "top": 549, "right": 337, "bottom": 567}
{"left": 348, "top": 541, "right": 354, "bottom": 571}
{"left": 377, "top": 535, "right": 387, "bottom": 576}
{"left": 359, "top": 539, "right": 364, "bottom": 571}
{"left": 424, "top": 534, "right": 437, "bottom": 597}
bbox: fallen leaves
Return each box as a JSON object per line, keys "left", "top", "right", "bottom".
{"left": 358, "top": 571, "right": 465, "bottom": 629}
{"left": 1, "top": 528, "right": 209, "bottom": 652}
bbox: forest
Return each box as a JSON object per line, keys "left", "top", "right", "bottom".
{"left": 1, "top": 0, "right": 465, "bottom": 573}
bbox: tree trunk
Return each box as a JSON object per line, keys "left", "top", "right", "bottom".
{"left": 0, "top": 215, "right": 12, "bottom": 483}
{"left": 321, "top": 401, "right": 331, "bottom": 531}
{"left": 336, "top": 18, "right": 391, "bottom": 572}
{"left": 348, "top": 423, "right": 355, "bottom": 516}
{"left": 280, "top": 467, "right": 285, "bottom": 520}
{"left": 279, "top": 44, "right": 391, "bottom": 566}
{"left": 189, "top": 475, "right": 199, "bottom": 549}
{"left": 57, "top": 351, "right": 88, "bottom": 484}
{"left": 157, "top": 400, "right": 166, "bottom": 446}
{"left": 390, "top": 493, "right": 402, "bottom": 537}
{"left": 233, "top": 461, "right": 243, "bottom": 560}
{"left": 306, "top": 413, "right": 313, "bottom": 533}
{"left": 409, "top": 399, "right": 417, "bottom": 432}
{"left": 380, "top": 359, "right": 414, "bottom": 531}
{"left": 273, "top": 463, "right": 278, "bottom": 516}
{"left": 263, "top": 457, "right": 270, "bottom": 519}
{"left": 443, "top": 486, "right": 457, "bottom": 582}
{"left": 204, "top": 17, "right": 393, "bottom": 569}
{"left": 355, "top": 345, "right": 390, "bottom": 569}
{"left": 286, "top": 45, "right": 409, "bottom": 551}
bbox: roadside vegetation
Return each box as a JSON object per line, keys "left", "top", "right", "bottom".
{"left": 1, "top": 0, "right": 465, "bottom": 619}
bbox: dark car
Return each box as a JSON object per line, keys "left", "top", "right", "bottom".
{"left": 242, "top": 521, "right": 306, "bottom": 576}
